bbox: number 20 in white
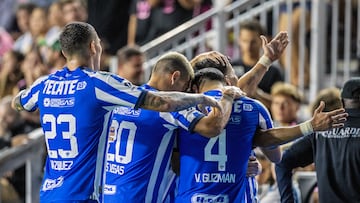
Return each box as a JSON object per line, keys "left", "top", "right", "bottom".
{"left": 107, "top": 120, "right": 137, "bottom": 164}
{"left": 43, "top": 114, "right": 78, "bottom": 159}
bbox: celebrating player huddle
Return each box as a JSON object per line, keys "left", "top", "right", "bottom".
{"left": 12, "top": 22, "right": 348, "bottom": 203}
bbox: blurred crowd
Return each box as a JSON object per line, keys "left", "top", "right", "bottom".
{"left": 0, "top": 0, "right": 357, "bottom": 202}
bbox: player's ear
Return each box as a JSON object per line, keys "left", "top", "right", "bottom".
{"left": 224, "top": 75, "right": 232, "bottom": 86}
{"left": 171, "top": 71, "right": 181, "bottom": 85}
{"left": 90, "top": 40, "right": 96, "bottom": 55}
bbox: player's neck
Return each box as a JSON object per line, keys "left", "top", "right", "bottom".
{"left": 66, "top": 57, "right": 92, "bottom": 71}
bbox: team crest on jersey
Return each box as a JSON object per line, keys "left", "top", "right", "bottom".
{"left": 113, "top": 106, "right": 141, "bottom": 117}
{"left": 76, "top": 81, "right": 87, "bottom": 90}
{"left": 243, "top": 103, "right": 253, "bottom": 111}
{"left": 191, "top": 193, "right": 229, "bottom": 203}
{"left": 42, "top": 176, "right": 64, "bottom": 191}
{"left": 43, "top": 97, "right": 75, "bottom": 107}
{"left": 108, "top": 126, "right": 116, "bottom": 142}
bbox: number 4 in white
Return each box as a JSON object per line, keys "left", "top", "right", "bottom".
{"left": 204, "top": 130, "right": 227, "bottom": 171}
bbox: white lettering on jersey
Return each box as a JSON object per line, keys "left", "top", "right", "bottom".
{"left": 106, "top": 162, "right": 125, "bottom": 175}
{"left": 318, "top": 127, "right": 360, "bottom": 138}
{"left": 42, "top": 176, "right": 64, "bottom": 191}
{"left": 191, "top": 193, "right": 229, "bottom": 203}
{"left": 103, "top": 184, "right": 117, "bottom": 195}
{"left": 50, "top": 160, "right": 73, "bottom": 170}
{"left": 43, "top": 80, "right": 79, "bottom": 95}
{"left": 233, "top": 100, "right": 242, "bottom": 113}
{"left": 194, "top": 173, "right": 236, "bottom": 183}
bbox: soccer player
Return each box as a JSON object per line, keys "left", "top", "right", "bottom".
{"left": 103, "top": 52, "right": 243, "bottom": 203}
{"left": 175, "top": 68, "right": 347, "bottom": 202}
{"left": 11, "top": 22, "right": 225, "bottom": 203}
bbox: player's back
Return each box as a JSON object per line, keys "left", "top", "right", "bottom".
{"left": 176, "top": 90, "right": 272, "bottom": 203}
{"left": 20, "top": 67, "right": 144, "bottom": 202}
{"left": 103, "top": 84, "right": 202, "bottom": 203}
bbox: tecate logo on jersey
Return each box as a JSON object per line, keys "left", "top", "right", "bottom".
{"left": 43, "top": 80, "right": 87, "bottom": 95}
{"left": 191, "top": 194, "right": 229, "bottom": 203}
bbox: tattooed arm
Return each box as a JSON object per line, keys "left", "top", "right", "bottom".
{"left": 140, "top": 91, "right": 221, "bottom": 112}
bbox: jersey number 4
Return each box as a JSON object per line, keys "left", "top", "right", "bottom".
{"left": 204, "top": 130, "right": 228, "bottom": 171}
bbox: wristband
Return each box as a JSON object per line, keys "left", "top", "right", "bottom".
{"left": 299, "top": 120, "right": 314, "bottom": 136}
{"left": 258, "top": 55, "right": 272, "bottom": 70}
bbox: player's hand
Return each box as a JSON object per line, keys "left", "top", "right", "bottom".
{"left": 311, "top": 101, "right": 348, "bottom": 131}
{"left": 246, "top": 156, "right": 262, "bottom": 177}
{"left": 261, "top": 31, "right": 289, "bottom": 61}
{"left": 222, "top": 86, "right": 246, "bottom": 100}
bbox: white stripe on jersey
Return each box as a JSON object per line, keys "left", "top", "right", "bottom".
{"left": 95, "top": 87, "right": 136, "bottom": 108}
{"left": 93, "top": 111, "right": 112, "bottom": 201}
{"left": 23, "top": 91, "right": 39, "bottom": 111}
{"left": 146, "top": 124, "right": 177, "bottom": 203}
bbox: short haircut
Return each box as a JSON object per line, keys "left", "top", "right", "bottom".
{"left": 117, "top": 45, "right": 143, "bottom": 65}
{"left": 153, "top": 52, "right": 194, "bottom": 80}
{"left": 59, "top": 22, "right": 96, "bottom": 57}
{"left": 59, "top": 0, "right": 87, "bottom": 9}
{"left": 310, "top": 87, "right": 342, "bottom": 113}
{"left": 192, "top": 67, "right": 226, "bottom": 89}
{"left": 271, "top": 82, "right": 303, "bottom": 103}
{"left": 16, "top": 2, "right": 36, "bottom": 13}
{"left": 239, "top": 19, "right": 266, "bottom": 36}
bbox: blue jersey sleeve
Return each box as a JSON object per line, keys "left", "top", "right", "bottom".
{"left": 20, "top": 75, "right": 48, "bottom": 112}
{"left": 91, "top": 71, "right": 147, "bottom": 109}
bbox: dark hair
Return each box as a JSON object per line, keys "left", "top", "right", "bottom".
{"left": 239, "top": 19, "right": 267, "bottom": 36}
{"left": 16, "top": 2, "right": 36, "bottom": 13}
{"left": 59, "top": 22, "right": 96, "bottom": 57}
{"left": 117, "top": 45, "right": 143, "bottom": 64}
{"left": 192, "top": 58, "right": 228, "bottom": 75}
{"left": 192, "top": 67, "right": 225, "bottom": 89}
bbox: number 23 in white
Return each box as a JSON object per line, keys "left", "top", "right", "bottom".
{"left": 43, "top": 114, "right": 78, "bottom": 159}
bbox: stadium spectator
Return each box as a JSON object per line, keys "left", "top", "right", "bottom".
{"left": 270, "top": 82, "right": 305, "bottom": 127}
{"left": 12, "top": 3, "right": 36, "bottom": 54}
{"left": 117, "top": 45, "right": 145, "bottom": 85}
{"left": 232, "top": 19, "right": 283, "bottom": 109}
{"left": 0, "top": 50, "right": 24, "bottom": 98}
{"left": 59, "top": 0, "right": 87, "bottom": 24}
{"left": 87, "top": 0, "right": 131, "bottom": 55}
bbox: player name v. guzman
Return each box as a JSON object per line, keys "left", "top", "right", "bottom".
{"left": 194, "top": 172, "right": 236, "bottom": 183}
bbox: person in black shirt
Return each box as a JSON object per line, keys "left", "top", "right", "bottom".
{"left": 275, "top": 78, "right": 360, "bottom": 203}
{"left": 232, "top": 19, "right": 283, "bottom": 109}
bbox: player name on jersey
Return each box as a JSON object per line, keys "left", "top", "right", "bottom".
{"left": 194, "top": 172, "right": 236, "bottom": 183}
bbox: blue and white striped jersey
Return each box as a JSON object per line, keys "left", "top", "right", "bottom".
{"left": 19, "top": 67, "right": 146, "bottom": 202}
{"left": 176, "top": 90, "right": 273, "bottom": 203}
{"left": 103, "top": 84, "right": 204, "bottom": 203}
